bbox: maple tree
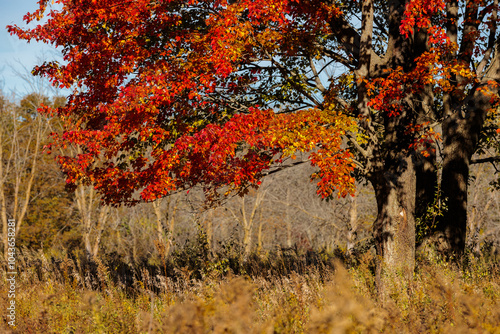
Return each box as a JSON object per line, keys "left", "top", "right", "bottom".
{"left": 9, "top": 0, "right": 500, "bottom": 282}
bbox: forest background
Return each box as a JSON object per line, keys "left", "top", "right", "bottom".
{"left": 1, "top": 89, "right": 500, "bottom": 266}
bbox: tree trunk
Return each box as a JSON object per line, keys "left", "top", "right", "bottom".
{"left": 257, "top": 209, "right": 263, "bottom": 253}
{"left": 230, "top": 190, "right": 266, "bottom": 257}
{"left": 0, "top": 126, "right": 9, "bottom": 260}
{"left": 285, "top": 188, "right": 292, "bottom": 248}
{"left": 166, "top": 205, "right": 176, "bottom": 256}
{"left": 414, "top": 150, "right": 438, "bottom": 249}
{"left": 205, "top": 212, "right": 213, "bottom": 251}
{"left": 346, "top": 194, "right": 358, "bottom": 256}
{"left": 437, "top": 83, "right": 494, "bottom": 256}
{"left": 91, "top": 205, "right": 109, "bottom": 257}
{"left": 371, "top": 154, "right": 416, "bottom": 291}
{"left": 243, "top": 226, "right": 252, "bottom": 256}
{"left": 434, "top": 0, "right": 500, "bottom": 256}
{"left": 153, "top": 198, "right": 165, "bottom": 245}
{"left": 439, "top": 111, "right": 470, "bottom": 256}
{"left": 76, "top": 184, "right": 109, "bottom": 259}
{"left": 77, "top": 184, "right": 94, "bottom": 259}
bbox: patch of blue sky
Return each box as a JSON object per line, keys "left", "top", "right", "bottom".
{"left": 0, "top": 0, "right": 66, "bottom": 98}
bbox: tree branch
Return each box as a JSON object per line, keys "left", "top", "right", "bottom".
{"left": 470, "top": 156, "right": 500, "bottom": 164}
{"left": 476, "top": 0, "right": 497, "bottom": 77}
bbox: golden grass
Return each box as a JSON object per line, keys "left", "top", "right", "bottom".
{"left": 1, "top": 249, "right": 499, "bottom": 333}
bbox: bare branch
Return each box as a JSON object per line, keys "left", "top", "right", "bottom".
{"left": 471, "top": 156, "right": 500, "bottom": 164}
{"left": 476, "top": 0, "right": 497, "bottom": 77}
{"left": 309, "top": 56, "right": 326, "bottom": 93}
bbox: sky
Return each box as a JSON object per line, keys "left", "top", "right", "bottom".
{"left": 0, "top": 0, "right": 63, "bottom": 98}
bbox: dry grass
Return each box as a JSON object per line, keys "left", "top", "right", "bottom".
{"left": 1, "top": 248, "right": 499, "bottom": 333}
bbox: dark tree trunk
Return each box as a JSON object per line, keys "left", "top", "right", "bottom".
{"left": 437, "top": 83, "right": 496, "bottom": 256}
{"left": 414, "top": 151, "right": 438, "bottom": 240}
{"left": 433, "top": 0, "right": 500, "bottom": 258}
{"left": 371, "top": 153, "right": 416, "bottom": 291}
{"left": 439, "top": 111, "right": 471, "bottom": 255}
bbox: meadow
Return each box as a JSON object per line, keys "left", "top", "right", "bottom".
{"left": 1, "top": 241, "right": 499, "bottom": 334}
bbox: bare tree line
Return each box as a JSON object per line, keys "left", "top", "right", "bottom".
{"left": 0, "top": 91, "right": 498, "bottom": 265}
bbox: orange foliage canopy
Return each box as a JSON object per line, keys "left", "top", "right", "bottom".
{"left": 9, "top": 0, "right": 499, "bottom": 207}
{"left": 9, "top": 0, "right": 356, "bottom": 205}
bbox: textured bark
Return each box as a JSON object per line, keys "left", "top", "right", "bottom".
{"left": 413, "top": 30, "right": 438, "bottom": 228}
{"left": 435, "top": 8, "right": 500, "bottom": 253}
{"left": 76, "top": 184, "right": 109, "bottom": 259}
{"left": 372, "top": 154, "right": 416, "bottom": 288}
{"left": 414, "top": 150, "right": 438, "bottom": 249}
{"left": 353, "top": 0, "right": 417, "bottom": 289}
{"left": 228, "top": 189, "right": 266, "bottom": 256}
{"left": 285, "top": 188, "right": 292, "bottom": 248}
{"left": 257, "top": 209, "right": 264, "bottom": 253}
{"left": 439, "top": 87, "right": 494, "bottom": 255}
{"left": 426, "top": 0, "right": 499, "bottom": 257}
{"left": 346, "top": 194, "right": 358, "bottom": 256}
{"left": 153, "top": 197, "right": 178, "bottom": 257}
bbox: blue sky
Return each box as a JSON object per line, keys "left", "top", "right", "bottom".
{"left": 0, "top": 0, "right": 63, "bottom": 98}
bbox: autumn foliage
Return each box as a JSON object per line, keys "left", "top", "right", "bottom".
{"left": 8, "top": 0, "right": 500, "bottom": 267}
{"left": 8, "top": 0, "right": 358, "bottom": 205}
